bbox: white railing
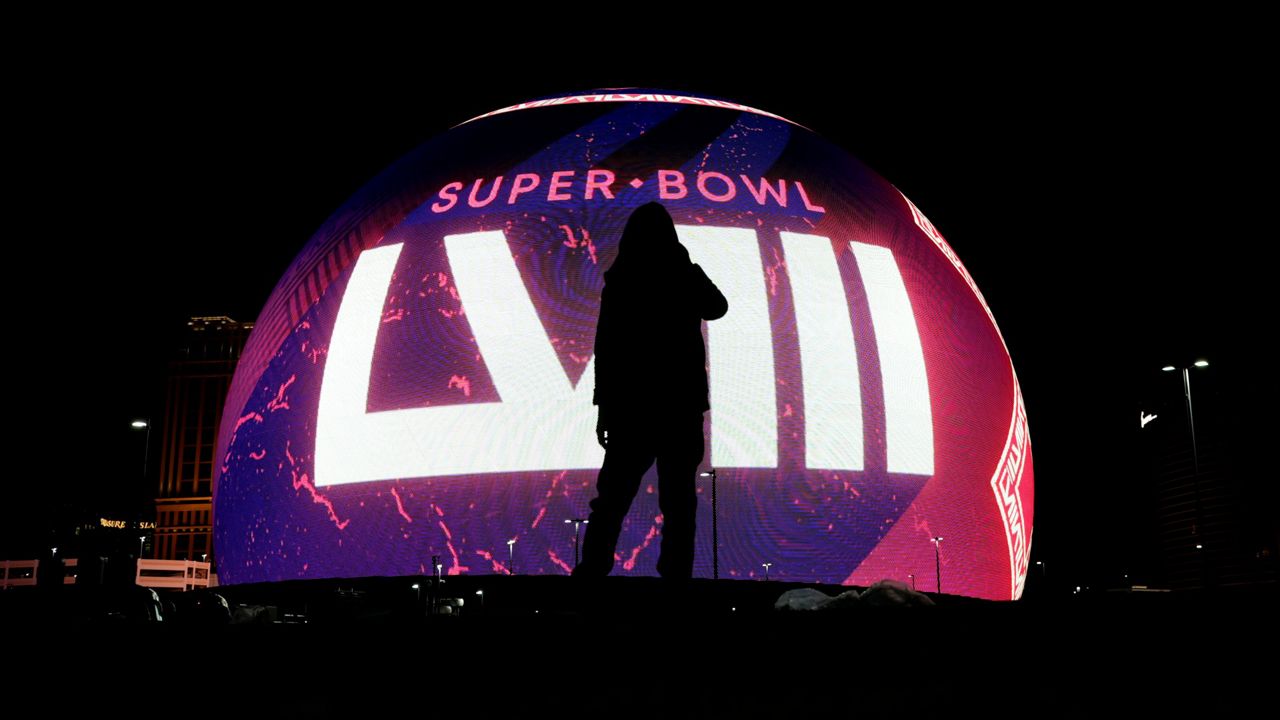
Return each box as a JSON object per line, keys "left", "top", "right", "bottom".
{"left": 1, "top": 559, "right": 38, "bottom": 588}
{"left": 4, "top": 558, "right": 210, "bottom": 591}
{"left": 135, "top": 559, "right": 212, "bottom": 591}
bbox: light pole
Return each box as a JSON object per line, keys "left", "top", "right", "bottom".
{"left": 138, "top": 535, "right": 146, "bottom": 560}
{"left": 700, "top": 469, "right": 719, "bottom": 580}
{"left": 1163, "top": 359, "right": 1210, "bottom": 583}
{"left": 761, "top": 562, "right": 772, "bottom": 581}
{"left": 564, "top": 518, "right": 588, "bottom": 571}
{"left": 908, "top": 574, "right": 915, "bottom": 591}
{"left": 931, "top": 536, "right": 944, "bottom": 594}
{"left": 131, "top": 419, "right": 151, "bottom": 480}
{"left": 1162, "top": 360, "right": 1209, "bottom": 478}
{"left": 475, "top": 589, "right": 485, "bottom": 613}
{"left": 507, "top": 538, "right": 516, "bottom": 575}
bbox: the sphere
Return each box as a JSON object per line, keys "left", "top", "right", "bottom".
{"left": 214, "top": 90, "right": 1034, "bottom": 599}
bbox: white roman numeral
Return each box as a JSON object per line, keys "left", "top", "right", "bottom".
{"left": 780, "top": 232, "right": 864, "bottom": 470}
{"left": 679, "top": 226, "right": 778, "bottom": 469}
{"left": 315, "top": 234, "right": 602, "bottom": 488}
{"left": 851, "top": 242, "right": 934, "bottom": 475}
{"left": 315, "top": 226, "right": 932, "bottom": 488}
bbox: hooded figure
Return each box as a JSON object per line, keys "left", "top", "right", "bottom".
{"left": 574, "top": 202, "right": 728, "bottom": 580}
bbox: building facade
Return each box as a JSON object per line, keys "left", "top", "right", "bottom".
{"left": 154, "top": 316, "right": 251, "bottom": 564}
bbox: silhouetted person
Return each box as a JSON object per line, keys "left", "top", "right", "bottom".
{"left": 573, "top": 202, "right": 728, "bottom": 580}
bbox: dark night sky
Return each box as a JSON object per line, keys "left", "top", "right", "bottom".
{"left": 7, "top": 22, "right": 1268, "bottom": 586}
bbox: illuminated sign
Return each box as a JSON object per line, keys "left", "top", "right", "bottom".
{"left": 98, "top": 519, "right": 155, "bottom": 530}
{"left": 214, "top": 90, "right": 1034, "bottom": 599}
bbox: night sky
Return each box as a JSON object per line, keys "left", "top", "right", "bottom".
{"left": 7, "top": 24, "right": 1267, "bottom": 590}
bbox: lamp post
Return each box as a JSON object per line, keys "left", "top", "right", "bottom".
{"left": 564, "top": 519, "right": 588, "bottom": 571}
{"left": 761, "top": 562, "right": 772, "bottom": 581}
{"left": 931, "top": 536, "right": 944, "bottom": 594}
{"left": 1162, "top": 360, "right": 1209, "bottom": 478}
{"left": 131, "top": 419, "right": 151, "bottom": 479}
{"left": 1163, "top": 359, "right": 1210, "bottom": 584}
{"left": 507, "top": 538, "right": 516, "bottom": 575}
{"left": 908, "top": 573, "right": 915, "bottom": 591}
{"left": 700, "top": 469, "right": 719, "bottom": 580}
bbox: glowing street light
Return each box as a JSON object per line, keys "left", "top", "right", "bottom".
{"left": 761, "top": 562, "right": 772, "bottom": 581}
{"left": 700, "top": 469, "right": 719, "bottom": 580}
{"left": 931, "top": 536, "right": 944, "bottom": 594}
{"left": 131, "top": 418, "right": 152, "bottom": 483}
{"left": 1162, "top": 359, "right": 1210, "bottom": 584}
{"left": 507, "top": 538, "right": 517, "bottom": 575}
{"left": 564, "top": 518, "right": 588, "bottom": 571}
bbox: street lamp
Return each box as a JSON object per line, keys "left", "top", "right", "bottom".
{"left": 761, "top": 562, "right": 772, "bottom": 581}
{"left": 1163, "top": 359, "right": 1210, "bottom": 581}
{"left": 907, "top": 573, "right": 916, "bottom": 591}
{"left": 475, "top": 589, "right": 485, "bottom": 612}
{"left": 931, "top": 536, "right": 944, "bottom": 594}
{"left": 700, "top": 469, "right": 719, "bottom": 580}
{"left": 131, "top": 419, "right": 152, "bottom": 480}
{"left": 564, "top": 518, "right": 588, "bottom": 571}
{"left": 1162, "top": 359, "right": 1209, "bottom": 478}
{"left": 138, "top": 535, "right": 146, "bottom": 560}
{"left": 507, "top": 538, "right": 516, "bottom": 575}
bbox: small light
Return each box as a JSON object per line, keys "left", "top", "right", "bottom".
{"left": 1161, "top": 366, "right": 1175, "bottom": 372}
{"left": 699, "top": 471, "right": 713, "bottom": 477}
{"left": 475, "top": 590, "right": 484, "bottom": 596}
{"left": 1196, "top": 544, "right": 1203, "bottom": 550}
{"left": 1194, "top": 360, "right": 1209, "bottom": 368}
{"left": 131, "top": 420, "right": 148, "bottom": 428}
{"left": 507, "top": 539, "right": 516, "bottom": 546}
{"left": 411, "top": 584, "right": 419, "bottom": 589}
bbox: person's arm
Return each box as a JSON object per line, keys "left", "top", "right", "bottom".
{"left": 690, "top": 263, "right": 728, "bottom": 321}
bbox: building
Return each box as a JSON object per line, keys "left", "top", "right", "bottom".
{"left": 154, "top": 316, "right": 251, "bottom": 564}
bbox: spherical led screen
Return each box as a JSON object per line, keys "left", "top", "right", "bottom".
{"left": 214, "top": 91, "right": 1033, "bottom": 600}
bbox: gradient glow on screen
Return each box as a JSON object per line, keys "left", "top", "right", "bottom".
{"left": 214, "top": 91, "right": 1034, "bottom": 599}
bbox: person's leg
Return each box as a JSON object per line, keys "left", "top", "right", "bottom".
{"left": 575, "top": 432, "right": 654, "bottom": 577}
{"left": 654, "top": 412, "right": 705, "bottom": 580}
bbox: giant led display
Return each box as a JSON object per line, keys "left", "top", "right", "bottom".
{"left": 214, "top": 91, "right": 1034, "bottom": 599}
